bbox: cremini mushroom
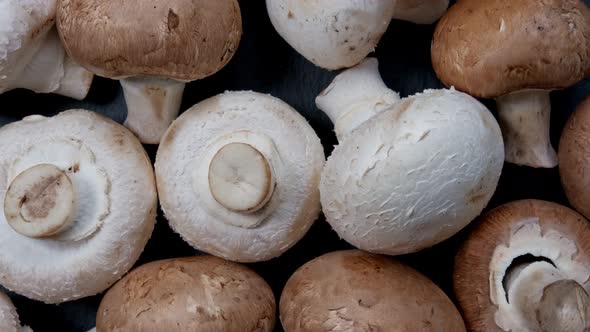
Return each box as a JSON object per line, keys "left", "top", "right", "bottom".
{"left": 455, "top": 200, "right": 590, "bottom": 332}
{"left": 0, "top": 0, "right": 93, "bottom": 100}
{"left": 0, "top": 291, "right": 31, "bottom": 332}
{"left": 0, "top": 110, "right": 157, "bottom": 303}
{"left": 280, "top": 250, "right": 466, "bottom": 331}
{"left": 57, "top": 0, "right": 242, "bottom": 144}
{"left": 156, "top": 91, "right": 325, "bottom": 262}
{"left": 266, "top": 0, "right": 449, "bottom": 70}
{"left": 431, "top": 0, "right": 590, "bottom": 168}
{"left": 96, "top": 256, "right": 276, "bottom": 331}
{"left": 559, "top": 95, "right": 590, "bottom": 220}
{"left": 316, "top": 58, "right": 504, "bottom": 255}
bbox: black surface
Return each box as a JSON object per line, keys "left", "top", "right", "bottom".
{"left": 1, "top": 1, "right": 590, "bottom": 331}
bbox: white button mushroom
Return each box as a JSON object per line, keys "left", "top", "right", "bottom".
{"left": 0, "top": 0, "right": 93, "bottom": 100}
{"left": 0, "top": 110, "right": 157, "bottom": 303}
{"left": 156, "top": 91, "right": 325, "bottom": 262}
{"left": 280, "top": 250, "right": 466, "bottom": 331}
{"left": 316, "top": 58, "right": 504, "bottom": 255}
{"left": 455, "top": 200, "right": 590, "bottom": 332}
{"left": 266, "top": 0, "right": 449, "bottom": 70}
{"left": 96, "top": 256, "right": 276, "bottom": 331}
{"left": 57, "top": 0, "right": 243, "bottom": 144}
{"left": 0, "top": 291, "right": 31, "bottom": 332}
{"left": 431, "top": 0, "right": 590, "bottom": 168}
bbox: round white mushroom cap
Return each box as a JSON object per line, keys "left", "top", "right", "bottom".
{"left": 0, "top": 110, "right": 157, "bottom": 303}
{"left": 156, "top": 91, "right": 325, "bottom": 262}
{"left": 0, "top": 291, "right": 31, "bottom": 332}
{"left": 320, "top": 88, "right": 504, "bottom": 255}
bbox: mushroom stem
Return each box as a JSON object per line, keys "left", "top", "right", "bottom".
{"left": 504, "top": 261, "right": 590, "bottom": 331}
{"left": 315, "top": 58, "right": 400, "bottom": 140}
{"left": 14, "top": 29, "right": 93, "bottom": 100}
{"left": 392, "top": 0, "right": 450, "bottom": 24}
{"left": 496, "top": 90, "right": 557, "bottom": 168}
{"left": 120, "top": 77, "right": 185, "bottom": 144}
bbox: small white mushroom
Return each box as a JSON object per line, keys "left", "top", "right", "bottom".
{"left": 156, "top": 91, "right": 325, "bottom": 262}
{"left": 266, "top": 0, "right": 449, "bottom": 70}
{"left": 0, "top": 291, "right": 31, "bottom": 332}
{"left": 316, "top": 58, "right": 504, "bottom": 255}
{"left": 0, "top": 0, "right": 93, "bottom": 100}
{"left": 0, "top": 110, "right": 157, "bottom": 303}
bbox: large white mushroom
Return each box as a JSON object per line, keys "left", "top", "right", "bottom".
{"left": 0, "top": 0, "right": 93, "bottom": 100}
{"left": 156, "top": 91, "right": 325, "bottom": 262}
{"left": 266, "top": 0, "right": 449, "bottom": 70}
{"left": 0, "top": 291, "right": 31, "bottom": 332}
{"left": 316, "top": 58, "right": 504, "bottom": 255}
{"left": 0, "top": 110, "right": 157, "bottom": 303}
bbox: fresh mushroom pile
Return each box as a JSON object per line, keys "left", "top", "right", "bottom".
{"left": 2, "top": 0, "right": 590, "bottom": 331}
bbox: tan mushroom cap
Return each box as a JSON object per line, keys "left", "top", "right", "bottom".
{"left": 97, "top": 256, "right": 276, "bottom": 332}
{"left": 431, "top": 0, "right": 590, "bottom": 98}
{"left": 560, "top": 96, "right": 590, "bottom": 220}
{"left": 56, "top": 0, "right": 242, "bottom": 81}
{"left": 455, "top": 200, "right": 590, "bottom": 331}
{"left": 280, "top": 250, "right": 466, "bottom": 331}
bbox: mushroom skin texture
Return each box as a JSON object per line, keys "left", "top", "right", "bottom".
{"left": 0, "top": 110, "right": 157, "bottom": 303}
{"left": 559, "top": 95, "right": 590, "bottom": 220}
{"left": 0, "top": 0, "right": 93, "bottom": 100}
{"left": 266, "top": 0, "right": 449, "bottom": 70}
{"left": 96, "top": 256, "right": 276, "bottom": 332}
{"left": 317, "top": 58, "right": 504, "bottom": 255}
{"left": 57, "top": 0, "right": 242, "bottom": 144}
{"left": 156, "top": 91, "right": 325, "bottom": 262}
{"left": 280, "top": 250, "right": 466, "bottom": 331}
{"left": 455, "top": 200, "right": 590, "bottom": 332}
{"left": 431, "top": 0, "right": 590, "bottom": 168}
{"left": 0, "top": 291, "right": 31, "bottom": 332}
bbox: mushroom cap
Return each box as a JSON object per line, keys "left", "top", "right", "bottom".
{"left": 431, "top": 0, "right": 590, "bottom": 98}
{"left": 155, "top": 91, "right": 325, "bottom": 262}
{"left": 0, "top": 110, "right": 157, "bottom": 303}
{"left": 0, "top": 291, "right": 30, "bottom": 332}
{"left": 266, "top": 0, "right": 396, "bottom": 70}
{"left": 321, "top": 88, "right": 504, "bottom": 255}
{"left": 280, "top": 250, "right": 466, "bottom": 331}
{"left": 560, "top": 96, "right": 590, "bottom": 220}
{"left": 455, "top": 200, "right": 590, "bottom": 331}
{"left": 96, "top": 256, "right": 276, "bottom": 332}
{"left": 56, "top": 0, "right": 242, "bottom": 81}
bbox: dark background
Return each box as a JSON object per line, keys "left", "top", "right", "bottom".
{"left": 1, "top": 1, "right": 590, "bottom": 331}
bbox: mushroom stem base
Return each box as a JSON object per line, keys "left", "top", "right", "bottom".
{"left": 496, "top": 90, "right": 557, "bottom": 168}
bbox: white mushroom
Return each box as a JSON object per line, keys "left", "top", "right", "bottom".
{"left": 0, "top": 0, "right": 93, "bottom": 100}
{"left": 316, "top": 58, "right": 504, "bottom": 255}
{"left": 266, "top": 0, "right": 449, "bottom": 70}
{"left": 0, "top": 110, "right": 157, "bottom": 303}
{"left": 156, "top": 91, "right": 325, "bottom": 262}
{"left": 0, "top": 291, "right": 31, "bottom": 332}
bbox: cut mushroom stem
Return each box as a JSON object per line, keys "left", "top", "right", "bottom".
{"left": 496, "top": 90, "right": 557, "bottom": 168}
{"left": 504, "top": 261, "right": 590, "bottom": 332}
{"left": 315, "top": 58, "right": 400, "bottom": 139}
{"left": 393, "top": 0, "right": 450, "bottom": 24}
{"left": 120, "top": 77, "right": 186, "bottom": 144}
{"left": 3, "top": 164, "right": 74, "bottom": 238}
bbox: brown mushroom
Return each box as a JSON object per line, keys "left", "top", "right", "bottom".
{"left": 280, "top": 250, "right": 465, "bottom": 331}
{"left": 455, "top": 200, "right": 590, "bottom": 332}
{"left": 96, "top": 256, "right": 276, "bottom": 331}
{"left": 431, "top": 0, "right": 590, "bottom": 168}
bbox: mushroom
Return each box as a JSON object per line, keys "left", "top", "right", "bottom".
{"left": 316, "top": 58, "right": 504, "bottom": 255}
{"left": 155, "top": 91, "right": 325, "bottom": 262}
{"left": 0, "top": 1, "right": 93, "bottom": 100}
{"left": 431, "top": 0, "right": 590, "bottom": 168}
{"left": 559, "top": 95, "right": 590, "bottom": 220}
{"left": 0, "top": 110, "right": 157, "bottom": 303}
{"left": 0, "top": 291, "right": 31, "bottom": 332}
{"left": 455, "top": 200, "right": 590, "bottom": 332}
{"left": 96, "top": 255, "right": 276, "bottom": 331}
{"left": 280, "top": 250, "right": 466, "bottom": 331}
{"left": 266, "top": 0, "right": 449, "bottom": 70}
{"left": 57, "top": 0, "right": 242, "bottom": 144}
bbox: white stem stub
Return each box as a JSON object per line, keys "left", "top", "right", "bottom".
{"left": 537, "top": 279, "right": 590, "bottom": 332}
{"left": 208, "top": 143, "right": 275, "bottom": 215}
{"left": 4, "top": 164, "right": 74, "bottom": 238}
